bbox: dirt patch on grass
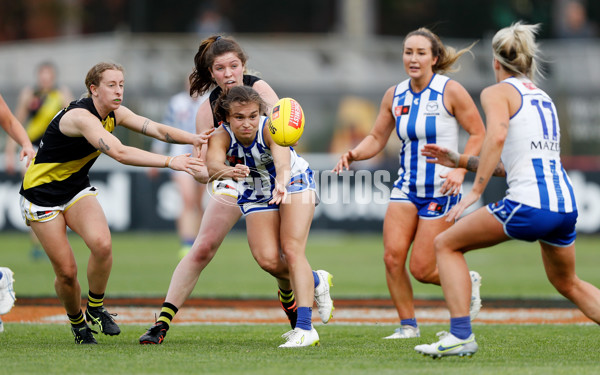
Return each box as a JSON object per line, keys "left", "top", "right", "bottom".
{"left": 3, "top": 297, "right": 592, "bottom": 325}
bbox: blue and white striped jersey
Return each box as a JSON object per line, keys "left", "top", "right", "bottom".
{"left": 392, "top": 74, "right": 459, "bottom": 198}
{"left": 501, "top": 77, "right": 576, "bottom": 213}
{"left": 222, "top": 116, "right": 310, "bottom": 205}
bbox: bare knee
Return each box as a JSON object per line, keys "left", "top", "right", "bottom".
{"left": 256, "top": 254, "right": 287, "bottom": 278}
{"left": 409, "top": 261, "right": 438, "bottom": 284}
{"left": 54, "top": 264, "right": 78, "bottom": 286}
{"left": 433, "top": 233, "right": 453, "bottom": 257}
{"left": 383, "top": 246, "right": 407, "bottom": 275}
{"left": 549, "top": 274, "right": 579, "bottom": 299}
{"left": 188, "top": 242, "right": 218, "bottom": 266}
{"left": 89, "top": 235, "right": 112, "bottom": 260}
{"left": 280, "top": 239, "right": 306, "bottom": 264}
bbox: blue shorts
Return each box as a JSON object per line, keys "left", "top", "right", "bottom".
{"left": 487, "top": 198, "right": 577, "bottom": 247}
{"left": 390, "top": 187, "right": 460, "bottom": 219}
{"left": 240, "top": 169, "right": 317, "bottom": 216}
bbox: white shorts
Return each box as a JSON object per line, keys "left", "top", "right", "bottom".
{"left": 20, "top": 186, "right": 99, "bottom": 225}
{"left": 210, "top": 179, "right": 239, "bottom": 199}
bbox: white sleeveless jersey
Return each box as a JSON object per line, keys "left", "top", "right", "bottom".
{"left": 392, "top": 74, "right": 459, "bottom": 198}
{"left": 155, "top": 91, "right": 208, "bottom": 156}
{"left": 164, "top": 91, "right": 207, "bottom": 134}
{"left": 501, "top": 77, "right": 576, "bottom": 213}
{"left": 222, "top": 116, "right": 310, "bottom": 204}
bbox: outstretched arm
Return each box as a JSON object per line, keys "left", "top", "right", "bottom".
{"left": 60, "top": 108, "right": 205, "bottom": 175}
{"left": 115, "top": 105, "right": 213, "bottom": 150}
{"left": 421, "top": 144, "right": 506, "bottom": 177}
{"left": 0, "top": 94, "right": 35, "bottom": 169}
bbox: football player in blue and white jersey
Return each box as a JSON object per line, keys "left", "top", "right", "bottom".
{"left": 140, "top": 36, "right": 333, "bottom": 346}
{"left": 415, "top": 22, "right": 600, "bottom": 358}
{"left": 206, "top": 85, "right": 330, "bottom": 348}
{"left": 334, "top": 28, "right": 486, "bottom": 340}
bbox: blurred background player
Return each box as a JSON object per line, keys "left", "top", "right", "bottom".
{"left": 19, "top": 62, "right": 211, "bottom": 344}
{"left": 4, "top": 61, "right": 73, "bottom": 261}
{"left": 0, "top": 92, "right": 34, "bottom": 333}
{"left": 207, "top": 86, "right": 325, "bottom": 347}
{"left": 415, "top": 22, "right": 600, "bottom": 358}
{"left": 328, "top": 96, "right": 382, "bottom": 170}
{"left": 333, "top": 27, "right": 485, "bottom": 339}
{"left": 148, "top": 77, "right": 209, "bottom": 259}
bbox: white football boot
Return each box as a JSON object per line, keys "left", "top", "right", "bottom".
{"left": 279, "top": 327, "right": 320, "bottom": 348}
{"left": 0, "top": 267, "right": 16, "bottom": 315}
{"left": 469, "top": 271, "right": 482, "bottom": 321}
{"left": 383, "top": 325, "right": 420, "bottom": 339}
{"left": 314, "top": 270, "right": 334, "bottom": 323}
{"left": 415, "top": 331, "right": 478, "bottom": 358}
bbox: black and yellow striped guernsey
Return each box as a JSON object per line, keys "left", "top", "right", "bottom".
{"left": 26, "top": 88, "right": 68, "bottom": 147}
{"left": 20, "top": 97, "right": 116, "bottom": 206}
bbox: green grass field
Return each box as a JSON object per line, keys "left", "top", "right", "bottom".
{"left": 2, "top": 230, "right": 600, "bottom": 299}
{"left": 2, "top": 231, "right": 600, "bottom": 374}
{"left": 2, "top": 324, "right": 599, "bottom": 375}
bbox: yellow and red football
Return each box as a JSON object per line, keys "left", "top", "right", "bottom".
{"left": 267, "top": 97, "right": 305, "bottom": 147}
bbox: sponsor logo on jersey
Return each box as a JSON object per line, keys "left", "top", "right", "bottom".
{"left": 426, "top": 101, "right": 438, "bottom": 111}
{"left": 531, "top": 140, "right": 560, "bottom": 151}
{"left": 523, "top": 82, "right": 537, "bottom": 90}
{"left": 424, "top": 101, "right": 440, "bottom": 116}
{"left": 394, "top": 105, "right": 410, "bottom": 116}
{"left": 227, "top": 155, "right": 244, "bottom": 166}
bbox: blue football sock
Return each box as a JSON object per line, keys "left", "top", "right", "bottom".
{"left": 312, "top": 271, "right": 320, "bottom": 288}
{"left": 401, "top": 318, "right": 418, "bottom": 328}
{"left": 295, "top": 307, "right": 312, "bottom": 331}
{"left": 450, "top": 316, "right": 472, "bottom": 340}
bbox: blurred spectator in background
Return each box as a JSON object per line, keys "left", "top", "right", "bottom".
{"left": 329, "top": 96, "right": 381, "bottom": 170}
{"left": 554, "top": 0, "right": 597, "bottom": 38}
{"left": 490, "top": 0, "right": 551, "bottom": 36}
{"left": 5, "top": 61, "right": 73, "bottom": 174}
{"left": 148, "top": 77, "right": 209, "bottom": 259}
{"left": 4, "top": 61, "right": 73, "bottom": 261}
{"left": 191, "top": 2, "right": 233, "bottom": 35}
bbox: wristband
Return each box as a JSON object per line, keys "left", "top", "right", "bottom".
{"left": 165, "top": 156, "right": 172, "bottom": 168}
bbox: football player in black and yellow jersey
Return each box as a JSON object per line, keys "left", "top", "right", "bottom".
{"left": 19, "top": 62, "right": 213, "bottom": 344}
